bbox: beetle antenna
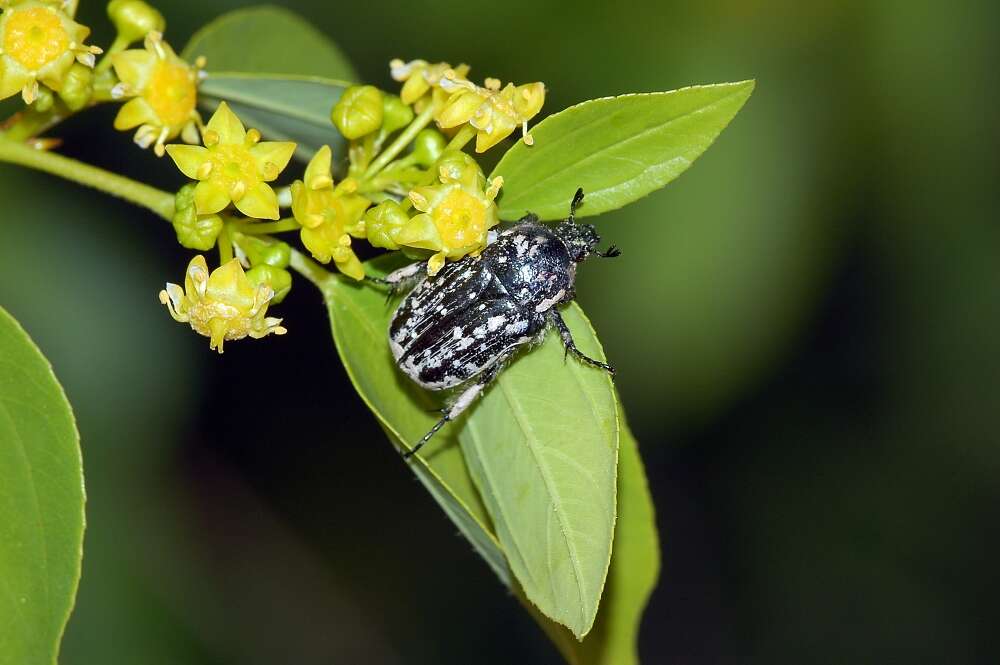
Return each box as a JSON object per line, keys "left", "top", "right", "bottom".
{"left": 568, "top": 188, "right": 584, "bottom": 224}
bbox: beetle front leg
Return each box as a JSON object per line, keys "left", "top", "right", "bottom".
{"left": 366, "top": 261, "right": 426, "bottom": 297}
{"left": 549, "top": 309, "right": 616, "bottom": 375}
{"left": 403, "top": 350, "right": 514, "bottom": 460}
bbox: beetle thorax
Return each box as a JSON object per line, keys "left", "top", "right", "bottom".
{"left": 486, "top": 223, "right": 575, "bottom": 311}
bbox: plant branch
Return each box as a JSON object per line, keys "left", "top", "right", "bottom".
{"left": 0, "top": 137, "right": 175, "bottom": 220}
{"left": 363, "top": 101, "right": 438, "bottom": 180}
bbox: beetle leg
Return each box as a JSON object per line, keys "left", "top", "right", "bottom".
{"left": 595, "top": 245, "right": 621, "bottom": 258}
{"left": 517, "top": 212, "right": 540, "bottom": 224}
{"left": 403, "top": 350, "right": 514, "bottom": 459}
{"left": 568, "top": 188, "right": 585, "bottom": 224}
{"left": 367, "top": 261, "right": 427, "bottom": 300}
{"left": 549, "top": 309, "right": 616, "bottom": 375}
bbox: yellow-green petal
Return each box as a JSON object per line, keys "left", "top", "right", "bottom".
{"left": 205, "top": 101, "right": 246, "bottom": 143}
{"left": 113, "top": 96, "right": 154, "bottom": 130}
{"left": 304, "top": 145, "right": 332, "bottom": 187}
{"left": 250, "top": 141, "right": 297, "bottom": 181}
{"left": 111, "top": 49, "right": 156, "bottom": 87}
{"left": 235, "top": 182, "right": 279, "bottom": 220}
{"left": 165, "top": 144, "right": 210, "bottom": 179}
{"left": 194, "top": 180, "right": 230, "bottom": 215}
{"left": 395, "top": 213, "right": 443, "bottom": 251}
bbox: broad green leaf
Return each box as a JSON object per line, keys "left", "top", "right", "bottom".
{"left": 459, "top": 305, "right": 618, "bottom": 639}
{"left": 198, "top": 73, "right": 349, "bottom": 161}
{"left": 491, "top": 81, "right": 755, "bottom": 220}
{"left": 323, "top": 258, "right": 510, "bottom": 585}
{"left": 527, "top": 411, "right": 660, "bottom": 664}
{"left": 0, "top": 306, "right": 83, "bottom": 665}
{"left": 182, "top": 6, "right": 357, "bottom": 81}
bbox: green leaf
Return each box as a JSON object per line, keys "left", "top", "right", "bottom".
{"left": 198, "top": 73, "right": 349, "bottom": 161}
{"left": 491, "top": 81, "right": 755, "bottom": 220}
{"left": 0, "top": 306, "right": 83, "bottom": 665}
{"left": 458, "top": 305, "right": 618, "bottom": 639}
{"left": 182, "top": 5, "right": 357, "bottom": 81}
{"left": 527, "top": 410, "right": 659, "bottom": 664}
{"left": 323, "top": 258, "right": 511, "bottom": 585}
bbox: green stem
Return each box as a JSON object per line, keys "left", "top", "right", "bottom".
{"left": 363, "top": 101, "right": 437, "bottom": 180}
{"left": 94, "top": 36, "right": 129, "bottom": 75}
{"left": 444, "top": 124, "right": 476, "bottom": 152}
{"left": 218, "top": 223, "right": 234, "bottom": 263}
{"left": 2, "top": 106, "right": 67, "bottom": 142}
{"left": 237, "top": 218, "right": 301, "bottom": 235}
{"left": 0, "top": 137, "right": 174, "bottom": 219}
{"left": 289, "top": 248, "right": 334, "bottom": 290}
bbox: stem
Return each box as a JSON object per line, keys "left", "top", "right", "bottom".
{"left": 218, "top": 223, "right": 234, "bottom": 263}
{"left": 2, "top": 106, "right": 67, "bottom": 142}
{"left": 444, "top": 124, "right": 476, "bottom": 152}
{"left": 289, "top": 248, "right": 335, "bottom": 290}
{"left": 94, "top": 36, "right": 129, "bottom": 75}
{"left": 363, "top": 102, "right": 437, "bottom": 180}
{"left": 238, "top": 218, "right": 301, "bottom": 235}
{"left": 0, "top": 137, "right": 174, "bottom": 220}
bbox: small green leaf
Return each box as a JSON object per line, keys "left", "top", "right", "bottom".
{"left": 198, "top": 73, "right": 349, "bottom": 161}
{"left": 492, "top": 81, "right": 755, "bottom": 220}
{"left": 323, "top": 258, "right": 510, "bottom": 585}
{"left": 459, "top": 305, "right": 618, "bottom": 639}
{"left": 0, "top": 306, "right": 83, "bottom": 665}
{"left": 527, "top": 409, "right": 660, "bottom": 664}
{"left": 182, "top": 5, "right": 357, "bottom": 81}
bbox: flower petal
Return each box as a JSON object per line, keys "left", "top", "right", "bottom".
{"left": 113, "top": 97, "right": 154, "bottom": 130}
{"left": 205, "top": 101, "right": 246, "bottom": 144}
{"left": 234, "top": 182, "right": 279, "bottom": 220}
{"left": 303, "top": 145, "right": 332, "bottom": 188}
{"left": 111, "top": 50, "right": 156, "bottom": 88}
{"left": 194, "top": 180, "right": 230, "bottom": 215}
{"left": 250, "top": 141, "right": 297, "bottom": 181}
{"left": 165, "top": 144, "right": 210, "bottom": 179}
{"left": 395, "top": 213, "right": 443, "bottom": 251}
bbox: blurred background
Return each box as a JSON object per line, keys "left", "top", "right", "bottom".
{"left": 1, "top": 0, "right": 998, "bottom": 662}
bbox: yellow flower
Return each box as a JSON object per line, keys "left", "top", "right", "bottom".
{"left": 437, "top": 76, "right": 545, "bottom": 152}
{"left": 396, "top": 151, "right": 502, "bottom": 275}
{"left": 290, "top": 145, "right": 368, "bottom": 280}
{"left": 389, "top": 58, "right": 471, "bottom": 112}
{"left": 112, "top": 31, "right": 201, "bottom": 156}
{"left": 0, "top": 0, "right": 102, "bottom": 104}
{"left": 165, "top": 102, "right": 296, "bottom": 220}
{"left": 159, "top": 255, "right": 286, "bottom": 353}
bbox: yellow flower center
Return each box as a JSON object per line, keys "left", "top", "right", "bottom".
{"left": 433, "top": 189, "right": 486, "bottom": 248}
{"left": 146, "top": 61, "right": 196, "bottom": 126}
{"left": 3, "top": 7, "right": 69, "bottom": 71}
{"left": 207, "top": 144, "right": 259, "bottom": 190}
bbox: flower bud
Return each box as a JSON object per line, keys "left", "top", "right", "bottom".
{"left": 107, "top": 0, "right": 166, "bottom": 45}
{"left": 246, "top": 264, "right": 292, "bottom": 304}
{"left": 364, "top": 200, "right": 410, "bottom": 250}
{"left": 331, "top": 85, "right": 384, "bottom": 140}
{"left": 381, "top": 94, "right": 413, "bottom": 135}
{"left": 410, "top": 128, "right": 446, "bottom": 167}
{"left": 172, "top": 183, "right": 223, "bottom": 250}
{"left": 32, "top": 87, "right": 55, "bottom": 112}
{"left": 58, "top": 64, "right": 93, "bottom": 111}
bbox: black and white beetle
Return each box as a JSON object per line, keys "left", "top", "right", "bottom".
{"left": 375, "top": 188, "right": 620, "bottom": 458}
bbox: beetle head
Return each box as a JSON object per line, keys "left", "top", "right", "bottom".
{"left": 554, "top": 221, "right": 601, "bottom": 262}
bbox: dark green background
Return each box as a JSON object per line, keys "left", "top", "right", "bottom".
{"left": 1, "top": 1, "right": 997, "bottom": 662}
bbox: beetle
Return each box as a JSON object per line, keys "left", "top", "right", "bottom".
{"left": 376, "top": 188, "right": 620, "bottom": 458}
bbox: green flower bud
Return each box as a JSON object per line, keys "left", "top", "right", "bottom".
{"left": 58, "top": 64, "right": 93, "bottom": 112}
{"left": 232, "top": 233, "right": 292, "bottom": 269}
{"left": 331, "top": 85, "right": 384, "bottom": 140}
{"left": 436, "top": 150, "right": 486, "bottom": 189}
{"left": 410, "top": 128, "right": 447, "bottom": 167}
{"left": 32, "top": 87, "right": 55, "bottom": 113}
{"left": 364, "top": 200, "right": 410, "bottom": 250}
{"left": 381, "top": 94, "right": 413, "bottom": 135}
{"left": 107, "top": 0, "right": 166, "bottom": 46}
{"left": 172, "top": 183, "right": 223, "bottom": 251}
{"left": 246, "top": 264, "right": 292, "bottom": 304}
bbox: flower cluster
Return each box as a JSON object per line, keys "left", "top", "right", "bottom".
{"left": 390, "top": 58, "right": 546, "bottom": 152}
{"left": 0, "top": 0, "right": 102, "bottom": 104}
